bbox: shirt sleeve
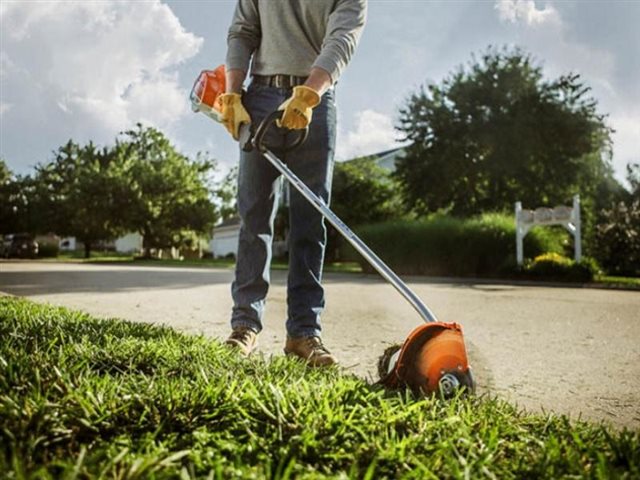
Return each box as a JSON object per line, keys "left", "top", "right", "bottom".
{"left": 313, "top": 0, "right": 367, "bottom": 83}
{"left": 226, "top": 0, "right": 261, "bottom": 73}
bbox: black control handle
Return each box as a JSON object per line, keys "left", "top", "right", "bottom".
{"left": 240, "top": 110, "right": 309, "bottom": 154}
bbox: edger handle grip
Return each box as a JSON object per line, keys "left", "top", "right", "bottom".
{"left": 253, "top": 110, "right": 309, "bottom": 153}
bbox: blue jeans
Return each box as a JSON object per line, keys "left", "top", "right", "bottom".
{"left": 230, "top": 81, "right": 337, "bottom": 338}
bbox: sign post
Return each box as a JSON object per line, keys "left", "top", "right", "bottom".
{"left": 515, "top": 194, "right": 581, "bottom": 266}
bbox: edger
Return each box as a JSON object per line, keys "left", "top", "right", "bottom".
{"left": 190, "top": 66, "right": 475, "bottom": 397}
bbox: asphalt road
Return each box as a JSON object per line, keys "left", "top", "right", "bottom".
{"left": 1, "top": 260, "right": 639, "bottom": 429}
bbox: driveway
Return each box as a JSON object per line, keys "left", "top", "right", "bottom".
{"left": 1, "top": 261, "right": 639, "bottom": 429}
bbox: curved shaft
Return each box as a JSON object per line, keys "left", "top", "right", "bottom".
{"left": 262, "top": 149, "right": 438, "bottom": 323}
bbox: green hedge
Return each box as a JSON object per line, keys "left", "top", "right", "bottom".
{"left": 346, "top": 213, "right": 566, "bottom": 277}
{"left": 37, "top": 242, "right": 60, "bottom": 258}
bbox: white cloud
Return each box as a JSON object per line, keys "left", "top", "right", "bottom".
{"left": 0, "top": 102, "right": 11, "bottom": 116}
{"left": 0, "top": 0, "right": 202, "bottom": 168}
{"left": 493, "top": 0, "right": 637, "bottom": 183}
{"left": 495, "top": 0, "right": 560, "bottom": 27}
{"left": 493, "top": 1, "right": 615, "bottom": 92}
{"left": 609, "top": 111, "right": 640, "bottom": 181}
{"left": 336, "top": 110, "right": 402, "bottom": 160}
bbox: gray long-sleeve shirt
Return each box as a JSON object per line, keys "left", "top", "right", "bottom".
{"left": 226, "top": 0, "right": 367, "bottom": 83}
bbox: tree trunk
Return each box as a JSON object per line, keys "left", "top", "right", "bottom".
{"left": 84, "top": 241, "right": 91, "bottom": 259}
{"left": 142, "top": 228, "right": 152, "bottom": 258}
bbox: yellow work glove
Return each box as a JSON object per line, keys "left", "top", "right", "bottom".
{"left": 277, "top": 85, "right": 321, "bottom": 130}
{"left": 219, "top": 93, "right": 251, "bottom": 140}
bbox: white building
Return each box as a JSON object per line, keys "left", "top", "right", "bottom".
{"left": 210, "top": 218, "right": 241, "bottom": 258}
{"left": 115, "top": 232, "right": 143, "bottom": 254}
{"left": 58, "top": 233, "right": 143, "bottom": 254}
{"left": 368, "top": 146, "right": 405, "bottom": 171}
{"left": 59, "top": 237, "right": 76, "bottom": 251}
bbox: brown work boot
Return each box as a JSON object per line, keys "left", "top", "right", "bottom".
{"left": 284, "top": 336, "right": 337, "bottom": 367}
{"left": 225, "top": 327, "right": 258, "bottom": 356}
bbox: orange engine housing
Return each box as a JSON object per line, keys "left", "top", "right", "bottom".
{"left": 190, "top": 64, "right": 226, "bottom": 120}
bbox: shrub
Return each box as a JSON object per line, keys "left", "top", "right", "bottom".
{"left": 525, "top": 253, "right": 599, "bottom": 282}
{"left": 594, "top": 199, "right": 640, "bottom": 276}
{"left": 36, "top": 242, "right": 59, "bottom": 258}
{"left": 575, "top": 256, "right": 602, "bottom": 279}
{"left": 346, "top": 213, "right": 566, "bottom": 277}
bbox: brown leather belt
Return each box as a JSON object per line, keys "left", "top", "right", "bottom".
{"left": 252, "top": 74, "right": 308, "bottom": 89}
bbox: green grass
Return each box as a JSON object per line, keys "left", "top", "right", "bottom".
{"left": 1, "top": 297, "right": 638, "bottom": 478}
{"left": 595, "top": 275, "right": 640, "bottom": 290}
{"left": 47, "top": 250, "right": 136, "bottom": 263}
{"left": 132, "top": 257, "right": 237, "bottom": 269}
{"left": 46, "top": 252, "right": 237, "bottom": 269}
{"left": 39, "top": 252, "right": 362, "bottom": 274}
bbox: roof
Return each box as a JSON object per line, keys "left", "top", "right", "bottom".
{"left": 345, "top": 146, "right": 406, "bottom": 171}
{"left": 369, "top": 146, "right": 405, "bottom": 160}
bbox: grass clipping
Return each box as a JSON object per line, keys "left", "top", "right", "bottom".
{"left": 1, "top": 297, "right": 638, "bottom": 479}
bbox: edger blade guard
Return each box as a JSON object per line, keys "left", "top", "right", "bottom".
{"left": 378, "top": 323, "right": 475, "bottom": 397}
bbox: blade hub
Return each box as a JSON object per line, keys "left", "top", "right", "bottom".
{"left": 438, "top": 373, "right": 461, "bottom": 397}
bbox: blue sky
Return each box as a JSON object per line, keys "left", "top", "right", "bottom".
{"left": 1, "top": 0, "right": 638, "bottom": 184}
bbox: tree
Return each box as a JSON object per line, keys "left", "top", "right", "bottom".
{"left": 117, "top": 124, "right": 217, "bottom": 257}
{"left": 214, "top": 166, "right": 238, "bottom": 223}
{"left": 594, "top": 163, "right": 640, "bottom": 276}
{"left": 0, "top": 159, "right": 10, "bottom": 184}
{"left": 4, "top": 175, "right": 47, "bottom": 236}
{"left": 0, "top": 159, "right": 19, "bottom": 234}
{"left": 627, "top": 163, "right": 640, "bottom": 202}
{"left": 326, "top": 156, "right": 403, "bottom": 261}
{"left": 396, "top": 46, "right": 615, "bottom": 218}
{"left": 33, "top": 140, "right": 131, "bottom": 257}
{"left": 331, "top": 156, "right": 403, "bottom": 226}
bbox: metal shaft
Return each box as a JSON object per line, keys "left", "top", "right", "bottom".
{"left": 262, "top": 149, "right": 438, "bottom": 324}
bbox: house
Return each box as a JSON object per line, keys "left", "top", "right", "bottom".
{"left": 115, "top": 233, "right": 143, "bottom": 253}
{"left": 59, "top": 237, "right": 76, "bottom": 251}
{"left": 58, "top": 233, "right": 143, "bottom": 254}
{"left": 210, "top": 217, "right": 241, "bottom": 258}
{"left": 368, "top": 146, "right": 405, "bottom": 172}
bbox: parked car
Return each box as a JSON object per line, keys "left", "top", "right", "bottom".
{"left": 1, "top": 233, "right": 39, "bottom": 258}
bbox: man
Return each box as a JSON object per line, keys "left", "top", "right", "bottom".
{"left": 219, "top": 0, "right": 367, "bottom": 366}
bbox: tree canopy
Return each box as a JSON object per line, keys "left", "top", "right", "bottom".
{"left": 331, "top": 156, "right": 403, "bottom": 226}
{"left": 0, "top": 160, "right": 22, "bottom": 234}
{"left": 594, "top": 163, "right": 640, "bottom": 275}
{"left": 115, "top": 124, "right": 217, "bottom": 257}
{"left": 396, "top": 46, "right": 615, "bottom": 217}
{"left": 326, "top": 156, "right": 403, "bottom": 261}
{"left": 2, "top": 126, "right": 218, "bottom": 258}
{"left": 214, "top": 166, "right": 239, "bottom": 223}
{"left": 32, "top": 140, "right": 133, "bottom": 257}
{"left": 0, "top": 159, "right": 10, "bottom": 185}
{"left": 627, "top": 163, "right": 640, "bottom": 202}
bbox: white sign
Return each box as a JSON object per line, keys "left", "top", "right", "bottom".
{"left": 515, "top": 195, "right": 581, "bottom": 265}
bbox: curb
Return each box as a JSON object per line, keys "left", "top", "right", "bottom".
{"left": 351, "top": 273, "right": 640, "bottom": 292}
